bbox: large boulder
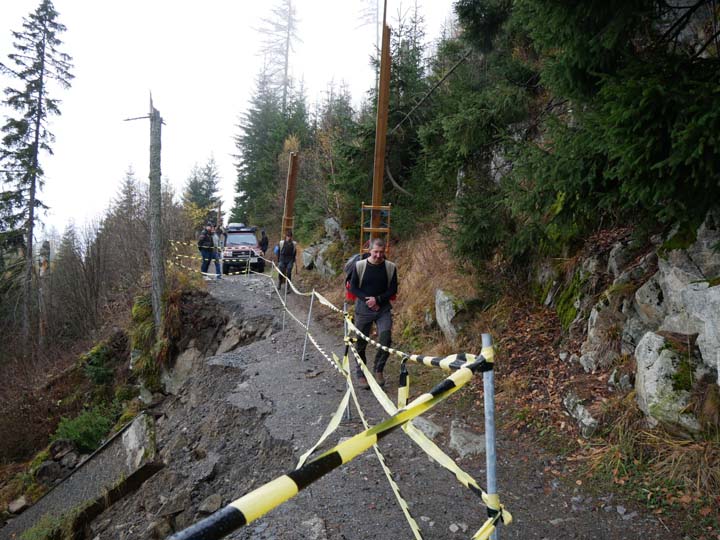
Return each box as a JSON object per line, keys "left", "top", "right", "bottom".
{"left": 634, "top": 332, "right": 701, "bottom": 436}
{"left": 314, "top": 241, "right": 339, "bottom": 277}
{"left": 578, "top": 295, "right": 625, "bottom": 373}
{"left": 435, "top": 289, "right": 465, "bottom": 346}
{"left": 677, "top": 283, "right": 720, "bottom": 382}
{"left": 563, "top": 392, "right": 599, "bottom": 438}
{"left": 161, "top": 344, "right": 203, "bottom": 395}
{"left": 302, "top": 241, "right": 340, "bottom": 277}
{"left": 633, "top": 238, "right": 720, "bottom": 378}
{"left": 686, "top": 208, "right": 720, "bottom": 277}
{"left": 302, "top": 245, "right": 318, "bottom": 269}
{"left": 323, "top": 217, "right": 347, "bottom": 243}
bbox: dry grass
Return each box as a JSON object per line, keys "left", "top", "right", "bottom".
{"left": 582, "top": 391, "right": 720, "bottom": 518}
{"left": 391, "top": 227, "right": 480, "bottom": 355}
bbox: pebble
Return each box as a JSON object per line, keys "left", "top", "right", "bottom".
{"left": 449, "top": 523, "right": 459, "bottom": 533}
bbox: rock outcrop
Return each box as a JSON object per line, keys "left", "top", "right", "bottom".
{"left": 302, "top": 217, "right": 346, "bottom": 277}
{"left": 538, "top": 209, "right": 720, "bottom": 435}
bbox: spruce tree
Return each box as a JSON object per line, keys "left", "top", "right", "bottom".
{"left": 0, "top": 0, "right": 73, "bottom": 348}
{"left": 182, "top": 157, "right": 221, "bottom": 227}
{"left": 230, "top": 67, "right": 285, "bottom": 226}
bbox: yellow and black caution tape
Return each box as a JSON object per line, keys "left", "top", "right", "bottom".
{"left": 346, "top": 316, "right": 494, "bottom": 372}
{"left": 337, "top": 349, "right": 423, "bottom": 540}
{"left": 347, "top": 341, "right": 511, "bottom": 533}
{"left": 312, "top": 290, "right": 345, "bottom": 315}
{"left": 169, "top": 239, "right": 211, "bottom": 249}
{"left": 169, "top": 246, "right": 510, "bottom": 540}
{"left": 293, "top": 341, "right": 354, "bottom": 473}
{"left": 173, "top": 253, "right": 262, "bottom": 264}
{"left": 169, "top": 360, "right": 486, "bottom": 540}
{"left": 167, "top": 259, "right": 221, "bottom": 279}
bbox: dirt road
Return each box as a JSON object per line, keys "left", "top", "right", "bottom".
{"left": 87, "top": 273, "right": 669, "bottom": 539}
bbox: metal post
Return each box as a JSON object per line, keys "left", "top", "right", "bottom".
{"left": 343, "top": 301, "right": 352, "bottom": 421}
{"left": 482, "top": 333, "right": 498, "bottom": 540}
{"left": 282, "top": 280, "right": 288, "bottom": 331}
{"left": 302, "top": 291, "right": 315, "bottom": 361}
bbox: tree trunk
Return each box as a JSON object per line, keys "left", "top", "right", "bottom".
{"left": 149, "top": 99, "right": 165, "bottom": 335}
{"left": 23, "top": 34, "right": 48, "bottom": 357}
{"left": 282, "top": 0, "right": 292, "bottom": 115}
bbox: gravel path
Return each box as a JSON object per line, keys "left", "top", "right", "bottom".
{"left": 86, "top": 273, "right": 670, "bottom": 540}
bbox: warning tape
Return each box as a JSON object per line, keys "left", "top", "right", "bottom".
{"left": 169, "top": 239, "right": 214, "bottom": 248}
{"left": 169, "top": 257, "right": 259, "bottom": 279}
{"left": 173, "top": 253, "right": 264, "bottom": 264}
{"left": 169, "top": 242, "right": 511, "bottom": 539}
{"left": 347, "top": 341, "right": 512, "bottom": 536}
{"left": 312, "top": 290, "right": 345, "bottom": 315}
{"left": 345, "top": 316, "right": 495, "bottom": 371}
{"left": 167, "top": 259, "right": 221, "bottom": 279}
{"left": 169, "top": 359, "right": 482, "bottom": 540}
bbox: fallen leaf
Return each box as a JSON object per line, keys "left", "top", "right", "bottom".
{"left": 699, "top": 507, "right": 712, "bottom": 517}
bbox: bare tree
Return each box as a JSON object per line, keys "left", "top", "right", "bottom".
{"left": 256, "top": 0, "right": 301, "bottom": 114}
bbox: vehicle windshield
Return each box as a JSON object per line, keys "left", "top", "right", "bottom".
{"left": 226, "top": 232, "right": 257, "bottom": 246}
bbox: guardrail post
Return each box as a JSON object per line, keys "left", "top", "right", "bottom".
{"left": 343, "top": 300, "right": 351, "bottom": 421}
{"left": 282, "top": 280, "right": 288, "bottom": 331}
{"left": 302, "top": 291, "right": 315, "bottom": 361}
{"left": 482, "top": 333, "right": 499, "bottom": 540}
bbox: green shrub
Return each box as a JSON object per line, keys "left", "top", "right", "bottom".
{"left": 53, "top": 408, "right": 113, "bottom": 454}
{"left": 114, "top": 384, "right": 137, "bottom": 403}
{"left": 81, "top": 344, "right": 114, "bottom": 386}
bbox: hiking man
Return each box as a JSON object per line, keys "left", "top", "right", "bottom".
{"left": 348, "top": 237, "right": 397, "bottom": 388}
{"left": 277, "top": 229, "right": 297, "bottom": 290}
{"left": 198, "top": 223, "right": 221, "bottom": 280}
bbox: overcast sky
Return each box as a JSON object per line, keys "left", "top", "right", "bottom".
{"left": 0, "top": 1, "right": 455, "bottom": 237}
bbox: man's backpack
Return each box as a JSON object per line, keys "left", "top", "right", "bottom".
{"left": 278, "top": 240, "right": 296, "bottom": 258}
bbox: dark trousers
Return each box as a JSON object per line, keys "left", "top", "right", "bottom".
{"left": 200, "top": 249, "right": 220, "bottom": 276}
{"left": 354, "top": 302, "right": 392, "bottom": 375}
{"left": 278, "top": 260, "right": 294, "bottom": 285}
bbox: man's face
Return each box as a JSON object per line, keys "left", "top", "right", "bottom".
{"left": 368, "top": 244, "right": 385, "bottom": 264}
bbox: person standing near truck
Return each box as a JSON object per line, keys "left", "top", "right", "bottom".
{"left": 259, "top": 229, "right": 269, "bottom": 256}
{"left": 198, "top": 223, "right": 221, "bottom": 280}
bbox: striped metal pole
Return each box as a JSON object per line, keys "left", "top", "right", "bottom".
{"left": 482, "top": 333, "right": 498, "bottom": 540}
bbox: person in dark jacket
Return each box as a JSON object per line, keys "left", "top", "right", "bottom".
{"left": 259, "top": 229, "right": 269, "bottom": 255}
{"left": 348, "top": 237, "right": 397, "bottom": 389}
{"left": 198, "top": 223, "right": 221, "bottom": 280}
{"left": 277, "top": 229, "right": 297, "bottom": 290}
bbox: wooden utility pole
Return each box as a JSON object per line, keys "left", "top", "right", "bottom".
{"left": 281, "top": 152, "right": 299, "bottom": 237}
{"left": 125, "top": 95, "right": 166, "bottom": 334}
{"left": 371, "top": 1, "right": 391, "bottom": 236}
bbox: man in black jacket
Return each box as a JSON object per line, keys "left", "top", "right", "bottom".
{"left": 198, "top": 223, "right": 221, "bottom": 280}
{"left": 277, "top": 229, "right": 297, "bottom": 290}
{"left": 348, "top": 237, "right": 397, "bottom": 388}
{"left": 259, "top": 229, "right": 269, "bottom": 255}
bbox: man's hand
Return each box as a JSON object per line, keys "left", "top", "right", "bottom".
{"left": 365, "top": 296, "right": 380, "bottom": 311}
